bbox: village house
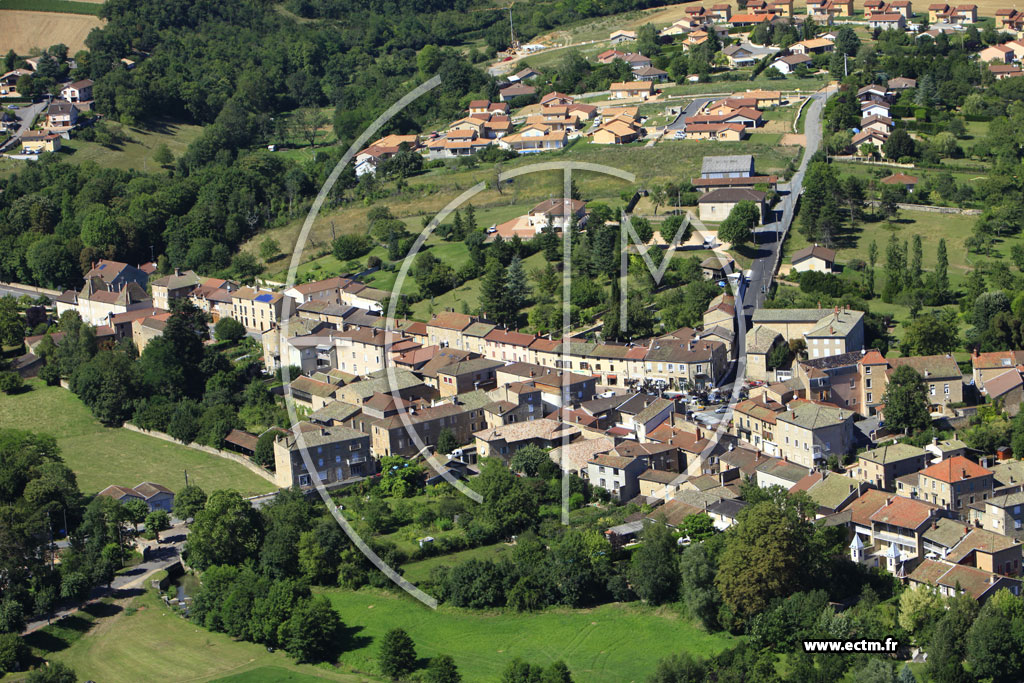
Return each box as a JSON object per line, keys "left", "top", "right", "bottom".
{"left": 751, "top": 307, "right": 865, "bottom": 360}
{"left": 697, "top": 188, "right": 766, "bottom": 223}
{"left": 474, "top": 419, "right": 582, "bottom": 461}
{"left": 60, "top": 78, "right": 94, "bottom": 102}
{"left": 150, "top": 269, "right": 201, "bottom": 310}
{"left": 980, "top": 44, "right": 1015, "bottom": 64}
{"left": 21, "top": 132, "right": 62, "bottom": 154}
{"left": 732, "top": 396, "right": 786, "bottom": 454}
{"left": 274, "top": 422, "right": 372, "bottom": 489}
{"left": 914, "top": 456, "right": 996, "bottom": 516}
{"left": 775, "top": 401, "right": 856, "bottom": 468}
{"left": 56, "top": 280, "right": 152, "bottom": 328}
{"left": 790, "top": 38, "right": 835, "bottom": 55}
{"left": 231, "top": 287, "right": 284, "bottom": 332}
{"left": 44, "top": 100, "right": 78, "bottom": 130}
{"left": 790, "top": 244, "right": 837, "bottom": 273}
{"left": 587, "top": 454, "right": 646, "bottom": 500}
{"left": 770, "top": 53, "right": 813, "bottom": 74}
{"left": 609, "top": 81, "right": 655, "bottom": 99}
{"left": 755, "top": 457, "right": 810, "bottom": 489}
{"left": 867, "top": 12, "right": 906, "bottom": 29}
{"left": 82, "top": 259, "right": 153, "bottom": 293}
{"left": 131, "top": 312, "right": 173, "bottom": 353}
{"left": 609, "top": 29, "right": 637, "bottom": 44}
{"left": 990, "top": 64, "right": 1024, "bottom": 79}
{"left": 853, "top": 442, "right": 930, "bottom": 491}
{"left": 858, "top": 350, "right": 963, "bottom": 416}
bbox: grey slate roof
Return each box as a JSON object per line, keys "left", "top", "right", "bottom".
{"left": 701, "top": 154, "right": 755, "bottom": 176}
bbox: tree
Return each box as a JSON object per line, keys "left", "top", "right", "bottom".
{"left": 145, "top": 509, "right": 171, "bottom": 541}
{"left": 379, "top": 627, "right": 417, "bottom": 680}
{"left": 121, "top": 498, "right": 149, "bottom": 532}
{"left": 540, "top": 661, "right": 573, "bottom": 683}
{"left": 293, "top": 108, "right": 328, "bottom": 147}
{"left": 279, "top": 596, "right": 342, "bottom": 663}
{"left": 504, "top": 255, "right": 529, "bottom": 325}
{"left": 628, "top": 522, "right": 680, "bottom": 605}
{"left": 173, "top": 484, "right": 207, "bottom": 521}
{"left": 478, "top": 257, "right": 508, "bottom": 323}
{"left": 332, "top": 234, "right": 370, "bottom": 261}
{"left": 935, "top": 238, "right": 949, "bottom": 299}
{"left": 927, "top": 594, "right": 978, "bottom": 683}
{"left": 901, "top": 309, "right": 959, "bottom": 356}
{"left": 882, "top": 365, "right": 931, "bottom": 434}
{"left": 648, "top": 653, "right": 705, "bottom": 683}
{"left": 0, "top": 633, "right": 28, "bottom": 676}
{"left": 152, "top": 143, "right": 174, "bottom": 167}
{"left": 214, "top": 316, "right": 246, "bottom": 343}
{"left": 254, "top": 431, "right": 278, "bottom": 468}
{"left": 426, "top": 655, "right": 462, "bottom": 683}
{"left": 378, "top": 455, "right": 423, "bottom": 498}
{"left": 898, "top": 585, "right": 945, "bottom": 642}
{"left": 715, "top": 492, "right": 828, "bottom": 622}
{"left": 883, "top": 128, "right": 915, "bottom": 160}
{"left": 509, "top": 444, "right": 550, "bottom": 477}
{"left": 259, "top": 238, "right": 280, "bottom": 261}
{"left": 717, "top": 201, "right": 760, "bottom": 246}
{"left": 679, "top": 543, "right": 722, "bottom": 630}
{"left": 0, "top": 297, "right": 25, "bottom": 348}
{"left": 502, "top": 659, "right": 543, "bottom": 683}
{"left": 436, "top": 428, "right": 458, "bottom": 456}
{"left": 185, "top": 490, "right": 263, "bottom": 569}
{"left": 965, "top": 589, "right": 1024, "bottom": 683}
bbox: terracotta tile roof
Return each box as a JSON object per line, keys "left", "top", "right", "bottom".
{"left": 846, "top": 489, "right": 892, "bottom": 526}
{"left": 870, "top": 495, "right": 938, "bottom": 530}
{"left": 918, "top": 456, "right": 993, "bottom": 484}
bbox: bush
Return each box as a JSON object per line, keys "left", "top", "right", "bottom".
{"left": 0, "top": 371, "right": 23, "bottom": 394}
{"left": 331, "top": 234, "right": 371, "bottom": 261}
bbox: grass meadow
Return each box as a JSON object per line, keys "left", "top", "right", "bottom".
{"left": 0, "top": 380, "right": 276, "bottom": 496}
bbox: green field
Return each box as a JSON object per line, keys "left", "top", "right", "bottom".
{"left": 782, "top": 209, "right": 981, "bottom": 345}
{"left": 324, "top": 587, "right": 740, "bottom": 682}
{"left": 0, "top": 0, "right": 102, "bottom": 15}
{"left": 59, "top": 119, "right": 204, "bottom": 172}
{"left": 10, "top": 586, "right": 366, "bottom": 683}
{"left": 401, "top": 542, "right": 513, "bottom": 584}
{"left": 0, "top": 380, "right": 276, "bottom": 496}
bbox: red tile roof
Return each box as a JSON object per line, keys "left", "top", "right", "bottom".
{"left": 918, "top": 455, "right": 993, "bottom": 483}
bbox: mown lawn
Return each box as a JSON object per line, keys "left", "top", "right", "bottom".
{"left": 58, "top": 118, "right": 204, "bottom": 173}
{"left": 7, "top": 586, "right": 366, "bottom": 683}
{"left": 323, "top": 587, "right": 740, "bottom": 683}
{"left": 0, "top": 380, "right": 276, "bottom": 497}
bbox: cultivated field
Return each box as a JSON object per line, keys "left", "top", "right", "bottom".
{"left": 0, "top": 9, "right": 103, "bottom": 54}
{"left": 0, "top": 380, "right": 277, "bottom": 497}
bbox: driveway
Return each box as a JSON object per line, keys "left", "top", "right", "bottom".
{"left": 0, "top": 98, "right": 48, "bottom": 153}
{"left": 666, "top": 97, "right": 713, "bottom": 131}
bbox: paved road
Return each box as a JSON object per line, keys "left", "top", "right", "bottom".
{"left": 741, "top": 90, "right": 829, "bottom": 316}
{"left": 666, "top": 97, "right": 714, "bottom": 131}
{"left": 0, "top": 283, "right": 57, "bottom": 301}
{"left": 0, "top": 98, "right": 48, "bottom": 153}
{"left": 22, "top": 522, "right": 189, "bottom": 634}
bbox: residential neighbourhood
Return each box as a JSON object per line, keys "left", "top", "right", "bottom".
{"left": 9, "top": 0, "right": 1024, "bottom": 680}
